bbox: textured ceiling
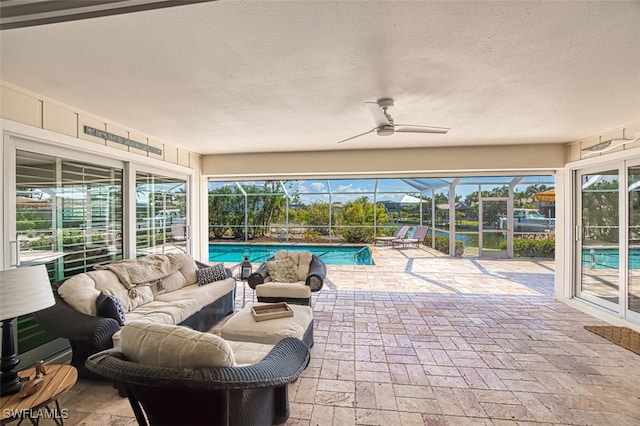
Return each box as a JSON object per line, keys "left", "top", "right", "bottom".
{"left": 1, "top": 1, "right": 639, "bottom": 155}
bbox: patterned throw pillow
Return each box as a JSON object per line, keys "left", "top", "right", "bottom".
{"left": 266, "top": 257, "right": 298, "bottom": 282}
{"left": 197, "top": 263, "right": 227, "bottom": 285}
{"left": 95, "top": 291, "right": 126, "bottom": 326}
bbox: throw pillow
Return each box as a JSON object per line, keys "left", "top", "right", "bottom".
{"left": 121, "top": 322, "right": 236, "bottom": 368}
{"left": 95, "top": 291, "right": 126, "bottom": 326}
{"left": 266, "top": 257, "right": 298, "bottom": 282}
{"left": 196, "top": 263, "right": 227, "bottom": 285}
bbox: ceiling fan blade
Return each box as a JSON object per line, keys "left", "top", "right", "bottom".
{"left": 394, "top": 124, "right": 450, "bottom": 134}
{"left": 366, "top": 102, "right": 391, "bottom": 127}
{"left": 337, "top": 127, "right": 378, "bottom": 144}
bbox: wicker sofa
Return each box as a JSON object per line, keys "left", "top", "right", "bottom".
{"left": 34, "top": 252, "right": 236, "bottom": 378}
{"left": 86, "top": 323, "right": 310, "bottom": 426}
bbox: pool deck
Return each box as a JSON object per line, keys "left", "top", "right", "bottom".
{"left": 56, "top": 245, "right": 640, "bottom": 425}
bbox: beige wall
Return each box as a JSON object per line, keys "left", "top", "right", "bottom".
{"left": 202, "top": 120, "right": 640, "bottom": 179}
{"left": 202, "top": 144, "right": 567, "bottom": 179}
{"left": 0, "top": 81, "right": 197, "bottom": 168}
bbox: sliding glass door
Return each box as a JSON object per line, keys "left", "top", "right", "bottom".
{"left": 4, "top": 133, "right": 194, "bottom": 365}
{"left": 9, "top": 147, "right": 124, "bottom": 363}
{"left": 135, "top": 172, "right": 189, "bottom": 256}
{"left": 628, "top": 165, "right": 640, "bottom": 321}
{"left": 577, "top": 168, "right": 620, "bottom": 311}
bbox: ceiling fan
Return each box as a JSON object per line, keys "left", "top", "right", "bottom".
{"left": 337, "top": 98, "right": 449, "bottom": 144}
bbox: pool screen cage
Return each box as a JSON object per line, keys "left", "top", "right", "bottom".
{"left": 208, "top": 176, "right": 555, "bottom": 258}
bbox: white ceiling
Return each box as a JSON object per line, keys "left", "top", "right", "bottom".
{"left": 1, "top": 1, "right": 639, "bottom": 155}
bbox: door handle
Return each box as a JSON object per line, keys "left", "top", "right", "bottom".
{"left": 9, "top": 240, "right": 19, "bottom": 267}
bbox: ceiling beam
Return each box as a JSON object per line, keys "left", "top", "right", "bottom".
{"left": 0, "top": 0, "right": 215, "bottom": 30}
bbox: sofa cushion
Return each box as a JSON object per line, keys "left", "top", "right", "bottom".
{"left": 152, "top": 271, "right": 187, "bottom": 295}
{"left": 197, "top": 263, "right": 227, "bottom": 285}
{"left": 95, "top": 292, "right": 126, "bottom": 326}
{"left": 121, "top": 322, "right": 236, "bottom": 368}
{"left": 227, "top": 340, "right": 274, "bottom": 366}
{"left": 57, "top": 274, "right": 102, "bottom": 315}
{"left": 255, "top": 281, "right": 311, "bottom": 299}
{"left": 266, "top": 257, "right": 298, "bottom": 282}
{"left": 92, "top": 270, "right": 154, "bottom": 313}
{"left": 124, "top": 299, "right": 200, "bottom": 326}
{"left": 173, "top": 252, "right": 199, "bottom": 285}
{"left": 154, "top": 279, "right": 236, "bottom": 311}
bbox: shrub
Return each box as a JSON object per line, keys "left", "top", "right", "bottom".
{"left": 303, "top": 230, "right": 319, "bottom": 241}
{"left": 503, "top": 235, "right": 555, "bottom": 258}
{"left": 433, "top": 235, "right": 464, "bottom": 255}
{"left": 339, "top": 227, "right": 373, "bottom": 243}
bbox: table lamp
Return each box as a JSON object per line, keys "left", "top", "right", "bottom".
{"left": 1, "top": 265, "right": 55, "bottom": 396}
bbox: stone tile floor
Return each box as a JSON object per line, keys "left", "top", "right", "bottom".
{"left": 52, "top": 246, "right": 640, "bottom": 425}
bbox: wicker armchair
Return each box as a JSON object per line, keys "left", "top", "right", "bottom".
{"left": 85, "top": 337, "right": 310, "bottom": 426}
{"left": 247, "top": 252, "right": 326, "bottom": 306}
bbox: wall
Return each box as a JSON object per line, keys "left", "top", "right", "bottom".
{"left": 0, "top": 82, "right": 208, "bottom": 261}
{"left": 202, "top": 144, "right": 567, "bottom": 179}
{"left": 0, "top": 81, "right": 197, "bottom": 168}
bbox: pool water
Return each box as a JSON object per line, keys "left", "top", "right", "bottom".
{"left": 582, "top": 248, "right": 640, "bottom": 269}
{"left": 209, "top": 243, "right": 374, "bottom": 266}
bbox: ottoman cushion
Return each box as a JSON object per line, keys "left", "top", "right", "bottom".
{"left": 255, "top": 281, "right": 311, "bottom": 299}
{"left": 221, "top": 302, "right": 313, "bottom": 345}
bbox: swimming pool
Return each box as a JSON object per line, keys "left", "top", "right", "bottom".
{"left": 582, "top": 248, "right": 640, "bottom": 269}
{"left": 209, "top": 243, "right": 374, "bottom": 266}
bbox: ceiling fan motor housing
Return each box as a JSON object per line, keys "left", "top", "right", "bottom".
{"left": 377, "top": 126, "right": 394, "bottom": 136}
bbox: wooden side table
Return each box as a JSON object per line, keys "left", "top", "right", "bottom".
{"left": 0, "top": 364, "right": 77, "bottom": 425}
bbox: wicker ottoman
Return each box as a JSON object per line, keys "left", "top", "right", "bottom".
{"left": 221, "top": 302, "right": 313, "bottom": 348}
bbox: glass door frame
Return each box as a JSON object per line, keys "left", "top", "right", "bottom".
{"left": 574, "top": 163, "right": 625, "bottom": 315}
{"left": 128, "top": 164, "right": 192, "bottom": 258}
{"left": 3, "top": 133, "right": 126, "bottom": 365}
{"left": 3, "top": 130, "right": 195, "bottom": 365}
{"left": 626, "top": 159, "right": 640, "bottom": 323}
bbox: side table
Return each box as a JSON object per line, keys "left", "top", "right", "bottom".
{"left": 0, "top": 364, "right": 78, "bottom": 425}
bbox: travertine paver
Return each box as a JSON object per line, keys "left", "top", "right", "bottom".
{"left": 57, "top": 245, "right": 640, "bottom": 425}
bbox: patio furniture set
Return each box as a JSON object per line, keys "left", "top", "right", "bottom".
{"left": 35, "top": 250, "right": 326, "bottom": 426}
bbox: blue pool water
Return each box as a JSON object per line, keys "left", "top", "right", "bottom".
{"left": 209, "top": 243, "right": 374, "bottom": 266}
{"left": 582, "top": 248, "right": 640, "bottom": 269}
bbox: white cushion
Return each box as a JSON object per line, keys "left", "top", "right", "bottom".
{"left": 124, "top": 299, "right": 199, "bottom": 326}
{"left": 57, "top": 274, "right": 102, "bottom": 315}
{"left": 154, "top": 279, "right": 236, "bottom": 311}
{"left": 255, "top": 281, "right": 311, "bottom": 299}
{"left": 227, "top": 340, "right": 274, "bottom": 366}
{"left": 221, "top": 302, "right": 313, "bottom": 345}
{"left": 121, "top": 322, "right": 236, "bottom": 368}
{"left": 92, "top": 270, "right": 154, "bottom": 313}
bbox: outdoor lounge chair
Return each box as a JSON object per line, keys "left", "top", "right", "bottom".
{"left": 392, "top": 225, "right": 429, "bottom": 249}
{"left": 170, "top": 224, "right": 186, "bottom": 243}
{"left": 374, "top": 225, "right": 409, "bottom": 246}
{"left": 247, "top": 250, "right": 326, "bottom": 306}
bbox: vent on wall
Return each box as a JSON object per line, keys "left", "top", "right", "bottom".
{"left": 0, "top": 0, "right": 213, "bottom": 31}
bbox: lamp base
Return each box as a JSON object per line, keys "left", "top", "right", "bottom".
{"left": 1, "top": 375, "right": 23, "bottom": 396}
{"left": 1, "top": 318, "right": 23, "bottom": 396}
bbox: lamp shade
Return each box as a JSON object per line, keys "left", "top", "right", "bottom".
{"left": 0, "top": 265, "right": 55, "bottom": 320}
